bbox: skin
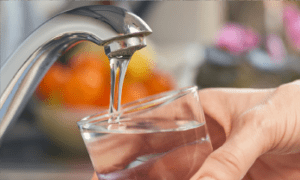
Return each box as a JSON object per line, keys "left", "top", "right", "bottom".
{"left": 91, "top": 80, "right": 300, "bottom": 180}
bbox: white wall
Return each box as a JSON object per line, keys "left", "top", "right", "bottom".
{"left": 146, "top": 2, "right": 226, "bottom": 46}
{"left": 144, "top": 2, "right": 226, "bottom": 87}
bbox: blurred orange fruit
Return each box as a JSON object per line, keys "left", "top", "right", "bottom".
{"left": 126, "top": 46, "right": 156, "bottom": 81}
{"left": 69, "top": 43, "right": 110, "bottom": 70}
{"left": 36, "top": 62, "right": 70, "bottom": 105}
{"left": 146, "top": 70, "right": 176, "bottom": 96}
{"left": 63, "top": 53, "right": 110, "bottom": 107}
{"left": 121, "top": 81, "right": 150, "bottom": 104}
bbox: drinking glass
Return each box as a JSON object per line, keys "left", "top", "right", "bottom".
{"left": 77, "top": 86, "right": 213, "bottom": 180}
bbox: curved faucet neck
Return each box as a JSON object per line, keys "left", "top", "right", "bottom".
{"left": 0, "top": 5, "right": 152, "bottom": 141}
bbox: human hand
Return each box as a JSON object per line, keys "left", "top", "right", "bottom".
{"left": 91, "top": 80, "right": 300, "bottom": 180}
{"left": 192, "top": 80, "right": 300, "bottom": 180}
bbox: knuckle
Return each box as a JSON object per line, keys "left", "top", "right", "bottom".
{"left": 209, "top": 149, "right": 243, "bottom": 176}
{"left": 239, "top": 107, "right": 276, "bottom": 154}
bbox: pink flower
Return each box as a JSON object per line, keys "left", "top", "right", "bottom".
{"left": 244, "top": 28, "right": 261, "bottom": 52}
{"left": 215, "top": 23, "right": 260, "bottom": 55}
{"left": 283, "top": 4, "right": 300, "bottom": 50}
{"left": 266, "top": 34, "right": 286, "bottom": 64}
{"left": 283, "top": 4, "right": 299, "bottom": 25}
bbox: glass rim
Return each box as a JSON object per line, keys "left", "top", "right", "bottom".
{"left": 77, "top": 85, "right": 198, "bottom": 126}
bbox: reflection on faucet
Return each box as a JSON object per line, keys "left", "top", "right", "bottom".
{"left": 0, "top": 5, "right": 152, "bottom": 142}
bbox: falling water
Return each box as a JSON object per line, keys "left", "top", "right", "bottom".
{"left": 108, "top": 56, "right": 131, "bottom": 123}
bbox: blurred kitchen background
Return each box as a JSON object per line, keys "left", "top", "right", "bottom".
{"left": 2, "top": 1, "right": 300, "bottom": 179}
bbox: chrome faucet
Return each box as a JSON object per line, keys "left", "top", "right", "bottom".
{"left": 0, "top": 5, "right": 152, "bottom": 142}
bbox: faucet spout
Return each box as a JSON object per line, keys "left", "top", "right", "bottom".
{"left": 0, "top": 5, "right": 152, "bottom": 141}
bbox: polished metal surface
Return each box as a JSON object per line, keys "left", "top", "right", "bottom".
{"left": 0, "top": 5, "right": 152, "bottom": 141}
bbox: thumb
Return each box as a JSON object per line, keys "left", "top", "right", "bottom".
{"left": 191, "top": 109, "right": 267, "bottom": 180}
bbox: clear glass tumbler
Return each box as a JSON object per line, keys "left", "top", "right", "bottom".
{"left": 77, "top": 86, "right": 213, "bottom": 180}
